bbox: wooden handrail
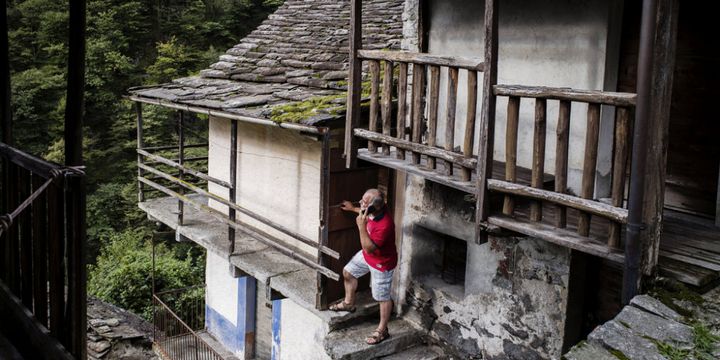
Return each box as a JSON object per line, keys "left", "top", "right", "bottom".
{"left": 358, "top": 50, "right": 485, "bottom": 71}
{"left": 138, "top": 176, "right": 341, "bottom": 281}
{"left": 487, "top": 179, "right": 628, "bottom": 223}
{"left": 137, "top": 149, "right": 231, "bottom": 189}
{"left": 494, "top": 85, "right": 637, "bottom": 107}
{"left": 138, "top": 163, "right": 340, "bottom": 259}
{"left": 0, "top": 142, "right": 63, "bottom": 179}
{"left": 354, "top": 128, "right": 477, "bottom": 170}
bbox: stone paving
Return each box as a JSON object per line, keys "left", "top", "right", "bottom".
{"left": 565, "top": 284, "right": 720, "bottom": 360}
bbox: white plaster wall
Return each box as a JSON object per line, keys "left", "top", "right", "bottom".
{"left": 426, "top": 0, "right": 621, "bottom": 194}
{"left": 206, "top": 251, "right": 238, "bottom": 326}
{"left": 208, "top": 116, "right": 321, "bottom": 257}
{"left": 279, "top": 299, "right": 330, "bottom": 360}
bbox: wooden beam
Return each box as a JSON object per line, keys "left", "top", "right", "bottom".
{"left": 503, "top": 97, "right": 520, "bottom": 215}
{"left": 530, "top": 99, "right": 547, "bottom": 222}
{"left": 488, "top": 215, "right": 625, "bottom": 263}
{"left": 358, "top": 50, "right": 485, "bottom": 71}
{"left": 494, "top": 85, "right": 637, "bottom": 107}
{"left": 444, "top": 67, "right": 459, "bottom": 176}
{"left": 554, "top": 101, "right": 571, "bottom": 228}
{"left": 368, "top": 60, "right": 381, "bottom": 153}
{"left": 609, "top": 107, "right": 631, "bottom": 247}
{"left": 411, "top": 63, "right": 426, "bottom": 164}
{"left": 475, "top": 0, "right": 499, "bottom": 244}
{"left": 354, "top": 128, "right": 477, "bottom": 169}
{"left": 381, "top": 61, "right": 393, "bottom": 156}
{"left": 427, "top": 65, "right": 440, "bottom": 169}
{"left": 461, "top": 71, "right": 479, "bottom": 181}
{"left": 578, "top": 104, "right": 600, "bottom": 236}
{"left": 396, "top": 63, "right": 409, "bottom": 160}
{"left": 638, "top": 0, "right": 679, "bottom": 275}
{"left": 0, "top": 143, "right": 62, "bottom": 179}
{"left": 344, "top": 0, "right": 363, "bottom": 168}
{"left": 488, "top": 179, "right": 628, "bottom": 223}
{"left": 228, "top": 119, "right": 238, "bottom": 254}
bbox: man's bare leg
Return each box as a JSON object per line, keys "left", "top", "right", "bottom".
{"left": 378, "top": 300, "right": 393, "bottom": 331}
{"left": 343, "top": 269, "right": 358, "bottom": 306}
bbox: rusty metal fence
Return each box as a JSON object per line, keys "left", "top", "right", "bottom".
{"left": 152, "top": 285, "right": 223, "bottom": 360}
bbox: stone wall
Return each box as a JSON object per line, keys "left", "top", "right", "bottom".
{"left": 395, "top": 176, "right": 571, "bottom": 359}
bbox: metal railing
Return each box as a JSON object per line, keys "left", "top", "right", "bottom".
{"left": 153, "top": 285, "right": 223, "bottom": 360}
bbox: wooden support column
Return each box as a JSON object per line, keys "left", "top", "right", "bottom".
{"left": 177, "top": 111, "right": 185, "bottom": 225}
{"left": 64, "top": 0, "right": 87, "bottom": 356}
{"left": 638, "top": 0, "right": 679, "bottom": 276}
{"left": 229, "top": 119, "right": 238, "bottom": 254}
{"left": 316, "top": 131, "right": 331, "bottom": 310}
{"left": 344, "top": 0, "right": 362, "bottom": 168}
{"left": 475, "top": 0, "right": 499, "bottom": 244}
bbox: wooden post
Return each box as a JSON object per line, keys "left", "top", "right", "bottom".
{"left": 554, "top": 101, "right": 571, "bottom": 228}
{"left": 475, "top": 0, "right": 499, "bottom": 244}
{"left": 368, "top": 60, "right": 380, "bottom": 153}
{"left": 503, "top": 97, "right": 520, "bottom": 215}
{"left": 19, "top": 169, "right": 32, "bottom": 308}
{"left": 229, "top": 119, "right": 238, "bottom": 254}
{"left": 461, "top": 71, "right": 478, "bottom": 181}
{"left": 427, "top": 65, "right": 440, "bottom": 169}
{"left": 316, "top": 132, "right": 331, "bottom": 310}
{"left": 444, "top": 67, "right": 459, "bottom": 176}
{"left": 636, "top": 0, "right": 679, "bottom": 276}
{"left": 136, "top": 103, "right": 145, "bottom": 202}
{"left": 396, "top": 63, "right": 409, "bottom": 160}
{"left": 531, "top": 99, "right": 547, "bottom": 222}
{"left": 1, "top": 0, "right": 11, "bottom": 146}
{"left": 47, "top": 178, "right": 65, "bottom": 340}
{"left": 609, "top": 107, "right": 630, "bottom": 247}
{"left": 64, "top": 0, "right": 86, "bottom": 355}
{"left": 344, "top": 0, "right": 362, "bottom": 168}
{"left": 381, "top": 61, "right": 393, "bottom": 156}
{"left": 411, "top": 63, "right": 426, "bottom": 164}
{"left": 177, "top": 111, "right": 185, "bottom": 225}
{"left": 578, "top": 103, "right": 600, "bottom": 236}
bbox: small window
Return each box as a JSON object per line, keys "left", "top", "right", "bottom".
{"left": 440, "top": 235, "right": 467, "bottom": 285}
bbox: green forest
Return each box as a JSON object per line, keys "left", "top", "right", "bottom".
{"left": 6, "top": 0, "right": 282, "bottom": 318}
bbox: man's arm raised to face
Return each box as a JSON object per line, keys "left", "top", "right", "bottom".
{"left": 356, "top": 210, "right": 377, "bottom": 254}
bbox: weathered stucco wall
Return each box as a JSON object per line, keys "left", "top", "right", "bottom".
{"left": 208, "top": 116, "right": 322, "bottom": 257}
{"left": 278, "top": 298, "right": 330, "bottom": 360}
{"left": 396, "top": 176, "right": 572, "bottom": 359}
{"left": 406, "top": 0, "right": 622, "bottom": 195}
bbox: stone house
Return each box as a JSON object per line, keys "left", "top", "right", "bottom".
{"left": 129, "top": 0, "right": 719, "bottom": 359}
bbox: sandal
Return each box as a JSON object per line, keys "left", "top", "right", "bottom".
{"left": 329, "top": 300, "right": 356, "bottom": 313}
{"left": 365, "top": 328, "right": 390, "bottom": 345}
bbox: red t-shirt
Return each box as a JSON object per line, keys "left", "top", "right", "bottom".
{"left": 363, "top": 212, "right": 397, "bottom": 272}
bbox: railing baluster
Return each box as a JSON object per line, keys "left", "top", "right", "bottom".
{"left": 411, "top": 63, "right": 426, "bottom": 164}
{"left": 609, "top": 107, "right": 631, "bottom": 247}
{"left": 555, "top": 100, "right": 571, "bottom": 228}
{"left": 427, "top": 65, "right": 440, "bottom": 169}
{"left": 8, "top": 163, "right": 19, "bottom": 294}
{"left": 31, "top": 174, "right": 48, "bottom": 326}
{"left": 444, "top": 67, "right": 459, "bottom": 175}
{"left": 178, "top": 111, "right": 185, "bottom": 225}
{"left": 19, "top": 168, "right": 33, "bottom": 308}
{"left": 531, "top": 99, "right": 547, "bottom": 222}
{"left": 461, "top": 70, "right": 478, "bottom": 181}
{"left": 368, "top": 60, "right": 381, "bottom": 153}
{"left": 396, "top": 62, "right": 408, "bottom": 160}
{"left": 381, "top": 61, "right": 394, "bottom": 156}
{"left": 503, "top": 96, "right": 520, "bottom": 215}
{"left": 578, "top": 103, "right": 601, "bottom": 236}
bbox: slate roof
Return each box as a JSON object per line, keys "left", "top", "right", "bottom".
{"left": 129, "top": 0, "right": 404, "bottom": 126}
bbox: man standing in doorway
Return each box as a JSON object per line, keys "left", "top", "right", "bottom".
{"left": 330, "top": 188, "right": 397, "bottom": 345}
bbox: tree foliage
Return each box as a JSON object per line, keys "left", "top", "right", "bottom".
{"left": 7, "top": 0, "right": 281, "bottom": 317}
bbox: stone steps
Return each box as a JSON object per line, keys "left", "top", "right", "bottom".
{"left": 324, "top": 318, "right": 424, "bottom": 360}
{"left": 378, "top": 344, "right": 444, "bottom": 360}
{"left": 321, "top": 291, "right": 381, "bottom": 331}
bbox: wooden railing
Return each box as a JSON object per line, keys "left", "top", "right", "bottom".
{"left": 0, "top": 143, "right": 85, "bottom": 359}
{"left": 135, "top": 106, "right": 340, "bottom": 282}
{"left": 350, "top": 50, "right": 485, "bottom": 182}
{"left": 488, "top": 85, "right": 635, "bottom": 256}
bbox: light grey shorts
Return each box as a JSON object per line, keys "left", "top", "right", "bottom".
{"left": 344, "top": 250, "right": 394, "bottom": 302}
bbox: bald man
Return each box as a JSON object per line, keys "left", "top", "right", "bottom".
{"left": 330, "top": 189, "right": 397, "bottom": 345}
